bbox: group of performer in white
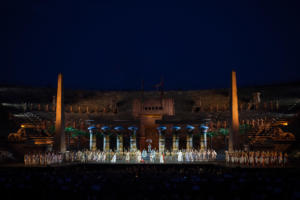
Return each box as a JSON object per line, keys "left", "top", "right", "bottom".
{"left": 225, "top": 150, "right": 288, "bottom": 167}
{"left": 24, "top": 149, "right": 217, "bottom": 165}
{"left": 24, "top": 152, "right": 63, "bottom": 166}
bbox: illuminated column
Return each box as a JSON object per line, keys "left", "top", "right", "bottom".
{"left": 103, "top": 135, "right": 110, "bottom": 151}
{"left": 129, "top": 126, "right": 138, "bottom": 152}
{"left": 157, "top": 126, "right": 166, "bottom": 153}
{"left": 88, "top": 126, "right": 97, "bottom": 151}
{"left": 130, "top": 134, "right": 137, "bottom": 151}
{"left": 159, "top": 131, "right": 165, "bottom": 153}
{"left": 186, "top": 134, "right": 193, "bottom": 150}
{"left": 185, "top": 125, "right": 194, "bottom": 150}
{"left": 229, "top": 70, "right": 239, "bottom": 152}
{"left": 172, "top": 134, "right": 179, "bottom": 151}
{"left": 116, "top": 135, "right": 123, "bottom": 152}
{"left": 172, "top": 126, "right": 181, "bottom": 151}
{"left": 54, "top": 73, "right": 66, "bottom": 152}
{"left": 200, "top": 125, "right": 208, "bottom": 150}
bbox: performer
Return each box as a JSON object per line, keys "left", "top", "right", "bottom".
{"left": 58, "top": 153, "right": 63, "bottom": 164}
{"left": 240, "top": 152, "right": 244, "bottom": 166}
{"left": 189, "top": 150, "right": 194, "bottom": 162}
{"left": 249, "top": 152, "right": 254, "bottom": 168}
{"left": 137, "top": 150, "right": 142, "bottom": 163}
{"left": 207, "top": 150, "right": 211, "bottom": 161}
{"left": 278, "top": 152, "right": 283, "bottom": 167}
{"left": 177, "top": 150, "right": 183, "bottom": 162}
{"left": 97, "top": 151, "right": 101, "bottom": 162}
{"left": 265, "top": 151, "right": 270, "bottom": 167}
{"left": 212, "top": 150, "right": 217, "bottom": 161}
{"left": 185, "top": 151, "right": 189, "bottom": 162}
{"left": 200, "top": 150, "right": 204, "bottom": 161}
{"left": 160, "top": 152, "right": 164, "bottom": 163}
{"left": 101, "top": 151, "right": 106, "bottom": 162}
{"left": 150, "top": 150, "right": 155, "bottom": 163}
{"left": 24, "top": 153, "right": 28, "bottom": 166}
{"left": 260, "top": 151, "right": 265, "bottom": 168}
{"left": 142, "top": 149, "right": 147, "bottom": 160}
{"left": 230, "top": 152, "right": 234, "bottom": 164}
{"left": 270, "top": 151, "right": 275, "bottom": 167}
{"left": 111, "top": 153, "right": 117, "bottom": 163}
{"left": 125, "top": 151, "right": 130, "bottom": 163}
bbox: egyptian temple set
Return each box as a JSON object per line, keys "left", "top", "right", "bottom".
{"left": 2, "top": 71, "right": 296, "bottom": 153}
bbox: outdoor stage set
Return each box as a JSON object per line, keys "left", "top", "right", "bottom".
{"left": 13, "top": 71, "right": 290, "bottom": 167}
{"left": 48, "top": 71, "right": 239, "bottom": 163}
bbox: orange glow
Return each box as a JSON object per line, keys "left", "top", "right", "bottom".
{"left": 273, "top": 121, "right": 288, "bottom": 126}
{"left": 21, "top": 124, "right": 35, "bottom": 128}
{"left": 141, "top": 114, "right": 162, "bottom": 118}
{"left": 34, "top": 139, "right": 53, "bottom": 145}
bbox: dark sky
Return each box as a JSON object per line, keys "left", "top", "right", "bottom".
{"left": 1, "top": 0, "right": 300, "bottom": 90}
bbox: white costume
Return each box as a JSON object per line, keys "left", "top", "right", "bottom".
{"left": 111, "top": 154, "right": 117, "bottom": 163}
{"left": 137, "top": 151, "right": 142, "bottom": 163}
{"left": 185, "top": 152, "right": 189, "bottom": 162}
{"left": 125, "top": 152, "right": 130, "bottom": 162}
{"left": 177, "top": 151, "right": 183, "bottom": 162}
{"left": 160, "top": 153, "right": 164, "bottom": 163}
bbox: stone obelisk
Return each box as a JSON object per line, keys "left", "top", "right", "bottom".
{"left": 229, "top": 70, "right": 239, "bottom": 152}
{"left": 54, "top": 73, "right": 66, "bottom": 152}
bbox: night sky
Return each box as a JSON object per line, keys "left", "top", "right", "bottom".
{"left": 1, "top": 0, "right": 300, "bottom": 90}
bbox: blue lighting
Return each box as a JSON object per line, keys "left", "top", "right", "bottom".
{"left": 88, "top": 126, "right": 97, "bottom": 130}
{"left": 101, "top": 126, "right": 110, "bottom": 131}
{"left": 172, "top": 126, "right": 181, "bottom": 131}
{"left": 114, "top": 126, "right": 124, "bottom": 131}
{"left": 157, "top": 126, "right": 167, "bottom": 131}
{"left": 128, "top": 126, "right": 138, "bottom": 131}
{"left": 200, "top": 125, "right": 209, "bottom": 131}
{"left": 186, "top": 125, "right": 195, "bottom": 132}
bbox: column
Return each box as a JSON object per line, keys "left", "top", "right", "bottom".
{"left": 54, "top": 73, "right": 66, "bottom": 152}
{"left": 186, "top": 134, "right": 193, "bottom": 150}
{"left": 130, "top": 134, "right": 137, "bottom": 151}
{"left": 229, "top": 70, "right": 239, "bottom": 152}
{"left": 92, "top": 135, "right": 97, "bottom": 150}
{"left": 116, "top": 135, "right": 123, "bottom": 152}
{"left": 103, "top": 135, "right": 110, "bottom": 151}
{"left": 129, "top": 127, "right": 138, "bottom": 152}
{"left": 159, "top": 131, "right": 165, "bottom": 153}
{"left": 89, "top": 130, "right": 93, "bottom": 150}
{"left": 88, "top": 128, "right": 97, "bottom": 151}
{"left": 200, "top": 126, "right": 208, "bottom": 150}
{"left": 172, "top": 134, "right": 179, "bottom": 151}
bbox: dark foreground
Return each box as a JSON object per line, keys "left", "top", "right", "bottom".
{"left": 0, "top": 164, "right": 299, "bottom": 200}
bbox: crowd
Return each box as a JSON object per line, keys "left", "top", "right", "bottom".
{"left": 0, "top": 165, "right": 299, "bottom": 200}
{"left": 24, "top": 149, "right": 218, "bottom": 166}
{"left": 24, "top": 152, "right": 63, "bottom": 166}
{"left": 225, "top": 150, "right": 288, "bottom": 168}
{"left": 0, "top": 150, "right": 15, "bottom": 162}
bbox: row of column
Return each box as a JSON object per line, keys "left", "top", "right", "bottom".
{"left": 88, "top": 125, "right": 209, "bottom": 152}
{"left": 159, "top": 132, "right": 208, "bottom": 152}
{"left": 88, "top": 132, "right": 137, "bottom": 152}
{"left": 88, "top": 133, "right": 208, "bottom": 152}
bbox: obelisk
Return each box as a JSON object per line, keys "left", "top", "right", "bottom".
{"left": 54, "top": 73, "right": 66, "bottom": 152}
{"left": 229, "top": 70, "right": 239, "bottom": 152}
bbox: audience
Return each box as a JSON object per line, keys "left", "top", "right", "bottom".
{"left": 0, "top": 164, "right": 299, "bottom": 200}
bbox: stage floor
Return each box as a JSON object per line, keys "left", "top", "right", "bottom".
{"left": 0, "top": 160, "right": 225, "bottom": 167}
